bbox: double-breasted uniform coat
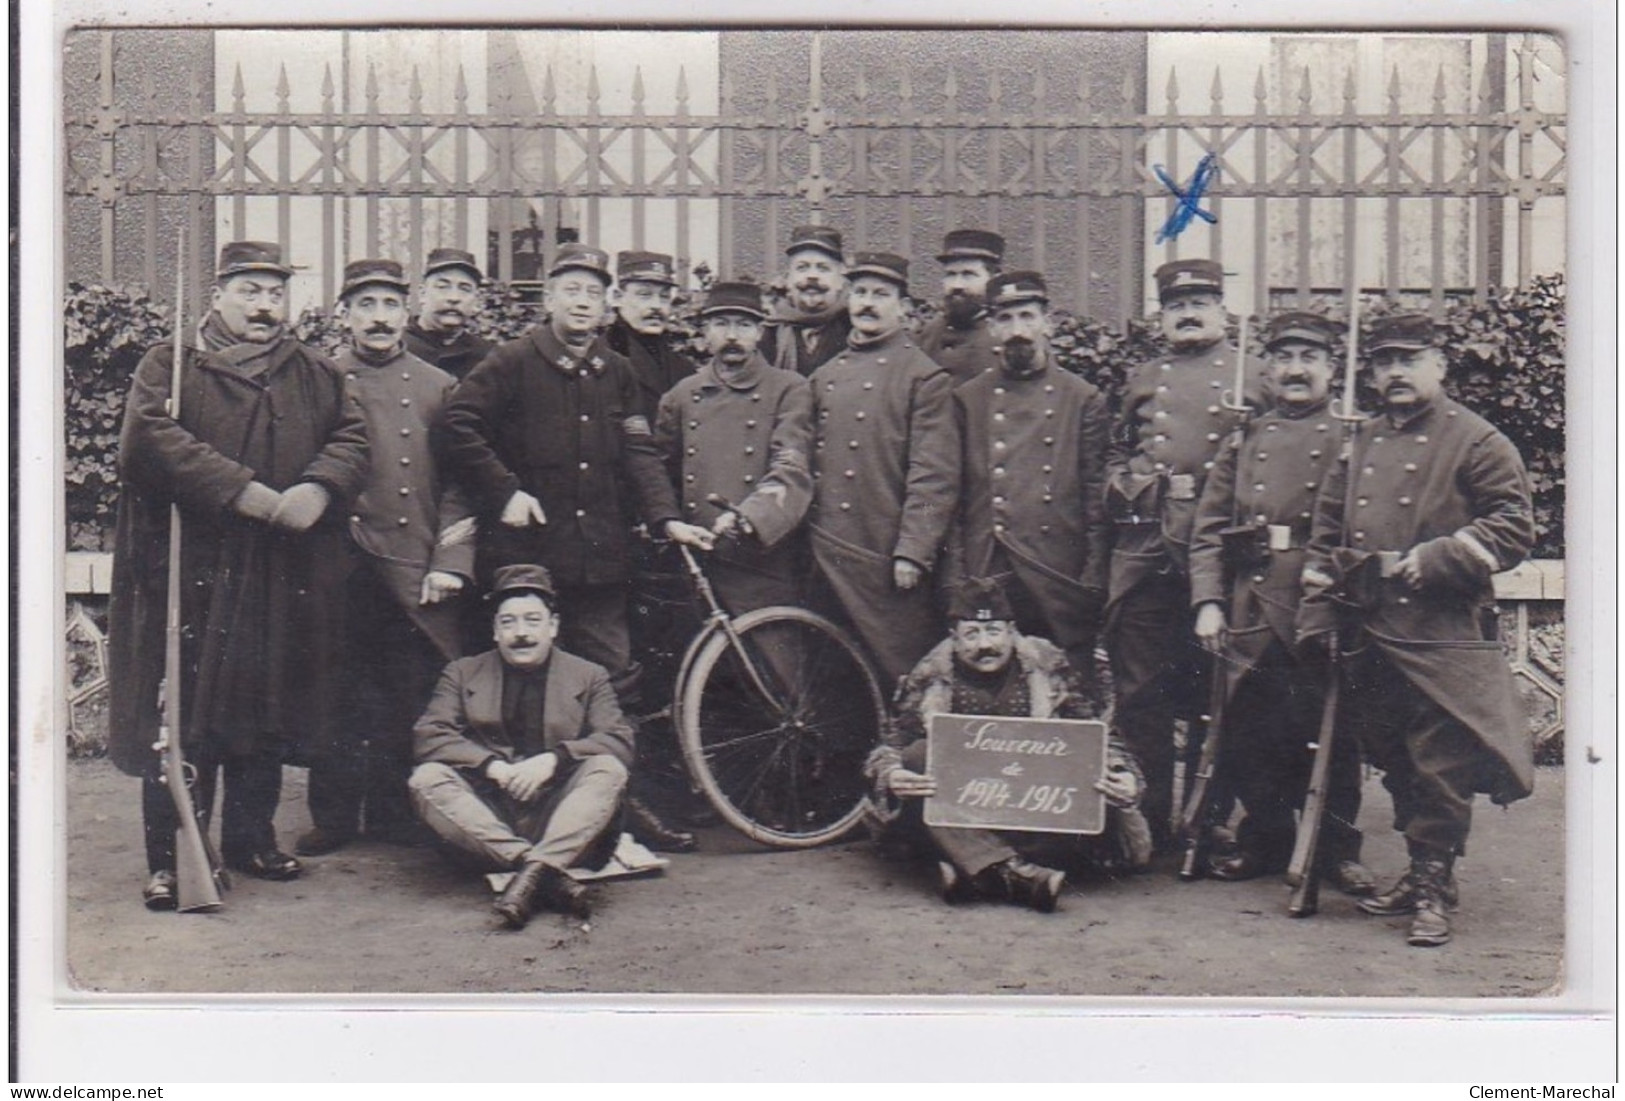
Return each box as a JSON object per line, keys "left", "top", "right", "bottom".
{"left": 807, "top": 330, "right": 961, "bottom": 688}
{"left": 108, "top": 331, "right": 369, "bottom": 868}
{"left": 918, "top": 312, "right": 999, "bottom": 387}
{"left": 1103, "top": 339, "right": 1264, "bottom": 837}
{"left": 441, "top": 325, "right": 682, "bottom": 689}
{"left": 948, "top": 362, "right": 1111, "bottom": 674}
{"left": 302, "top": 345, "right": 477, "bottom": 838}
{"left": 654, "top": 354, "right": 815, "bottom": 614}
{"left": 1297, "top": 395, "right": 1534, "bottom": 856}
{"left": 1188, "top": 397, "right": 1364, "bottom": 865}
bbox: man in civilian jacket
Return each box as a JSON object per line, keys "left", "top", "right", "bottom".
{"left": 760, "top": 225, "right": 853, "bottom": 377}
{"left": 410, "top": 565, "right": 635, "bottom": 929}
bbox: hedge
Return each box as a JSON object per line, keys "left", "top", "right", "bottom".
{"left": 65, "top": 272, "right": 1566, "bottom": 558}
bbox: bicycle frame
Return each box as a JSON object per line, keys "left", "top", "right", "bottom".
{"left": 671, "top": 542, "right": 789, "bottom": 716}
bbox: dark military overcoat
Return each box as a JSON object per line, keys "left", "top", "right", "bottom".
{"left": 441, "top": 325, "right": 680, "bottom": 588}
{"left": 108, "top": 336, "right": 370, "bottom": 776}
{"left": 602, "top": 317, "right": 697, "bottom": 423}
{"left": 403, "top": 321, "right": 492, "bottom": 383}
{"left": 949, "top": 363, "right": 1111, "bottom": 602}
{"left": 1297, "top": 396, "right": 1535, "bottom": 803}
{"left": 807, "top": 330, "right": 960, "bottom": 686}
{"left": 1189, "top": 396, "right": 1340, "bottom": 694}
{"left": 918, "top": 312, "right": 999, "bottom": 387}
{"left": 337, "top": 346, "right": 474, "bottom": 662}
{"left": 1105, "top": 342, "right": 1265, "bottom": 611}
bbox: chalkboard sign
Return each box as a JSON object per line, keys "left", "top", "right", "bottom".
{"left": 923, "top": 714, "right": 1109, "bottom": 835}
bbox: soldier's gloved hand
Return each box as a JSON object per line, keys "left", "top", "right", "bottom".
{"left": 270, "top": 482, "right": 331, "bottom": 532}
{"left": 1194, "top": 602, "right": 1228, "bottom": 654}
{"left": 503, "top": 752, "right": 559, "bottom": 803}
{"left": 892, "top": 558, "right": 923, "bottom": 591}
{"left": 419, "top": 570, "right": 466, "bottom": 605}
{"left": 1095, "top": 765, "right": 1140, "bottom": 809}
{"left": 665, "top": 520, "right": 717, "bottom": 550}
{"left": 500, "top": 490, "right": 547, "bottom": 528}
{"left": 231, "top": 480, "right": 283, "bottom": 523}
{"left": 885, "top": 767, "right": 937, "bottom": 798}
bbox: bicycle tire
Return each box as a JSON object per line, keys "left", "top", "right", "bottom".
{"left": 676, "top": 606, "right": 886, "bottom": 848}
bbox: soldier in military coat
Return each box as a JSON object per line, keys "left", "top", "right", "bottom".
{"left": 109, "top": 242, "right": 370, "bottom": 905}
{"left": 807, "top": 252, "right": 960, "bottom": 689}
{"left": 947, "top": 271, "right": 1110, "bottom": 682}
{"left": 760, "top": 225, "right": 853, "bottom": 377}
{"left": 1104, "top": 258, "right": 1265, "bottom": 845}
{"left": 654, "top": 280, "right": 814, "bottom": 614}
{"left": 1297, "top": 313, "right": 1535, "bottom": 947}
{"left": 404, "top": 247, "right": 493, "bottom": 382}
{"left": 296, "top": 259, "right": 476, "bottom": 858}
{"left": 1188, "top": 311, "right": 1372, "bottom": 893}
{"left": 441, "top": 243, "right": 713, "bottom": 702}
{"left": 917, "top": 229, "right": 1004, "bottom": 387}
{"left": 603, "top": 250, "right": 696, "bottom": 422}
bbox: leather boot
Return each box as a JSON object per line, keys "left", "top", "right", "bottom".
{"left": 1359, "top": 857, "right": 1460, "bottom": 916}
{"left": 492, "top": 860, "right": 549, "bottom": 929}
{"left": 979, "top": 857, "right": 1065, "bottom": 913}
{"left": 626, "top": 796, "right": 698, "bottom": 854}
{"left": 1406, "top": 859, "right": 1455, "bottom": 947}
{"left": 937, "top": 861, "right": 979, "bottom": 904}
{"left": 534, "top": 864, "right": 593, "bottom": 921}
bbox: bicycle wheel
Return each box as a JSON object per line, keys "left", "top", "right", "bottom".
{"left": 676, "top": 606, "right": 887, "bottom": 848}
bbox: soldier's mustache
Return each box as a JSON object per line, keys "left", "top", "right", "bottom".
{"left": 365, "top": 323, "right": 398, "bottom": 335}
{"left": 797, "top": 280, "right": 829, "bottom": 293}
{"left": 1176, "top": 318, "right": 1205, "bottom": 329}
{"left": 718, "top": 342, "right": 745, "bottom": 356}
{"left": 248, "top": 312, "right": 277, "bottom": 325}
{"left": 854, "top": 308, "right": 880, "bottom": 319}
{"left": 972, "top": 648, "right": 1001, "bottom": 661}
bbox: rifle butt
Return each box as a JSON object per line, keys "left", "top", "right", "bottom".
{"left": 175, "top": 816, "right": 223, "bottom": 913}
{"left": 1286, "top": 873, "right": 1320, "bottom": 918}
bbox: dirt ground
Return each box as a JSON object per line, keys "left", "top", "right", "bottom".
{"left": 64, "top": 758, "right": 1563, "bottom": 998}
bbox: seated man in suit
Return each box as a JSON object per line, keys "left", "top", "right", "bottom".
{"left": 409, "top": 564, "right": 635, "bottom": 930}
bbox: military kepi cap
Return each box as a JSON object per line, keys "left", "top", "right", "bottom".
{"left": 785, "top": 224, "right": 844, "bottom": 262}
{"left": 617, "top": 250, "right": 679, "bottom": 288}
{"left": 699, "top": 281, "right": 767, "bottom": 320}
{"left": 947, "top": 577, "right": 1016, "bottom": 623}
{"left": 986, "top": 270, "right": 1049, "bottom": 311}
{"left": 547, "top": 243, "right": 613, "bottom": 285}
{"left": 423, "top": 247, "right": 484, "bottom": 282}
{"left": 846, "top": 252, "right": 910, "bottom": 293}
{"left": 217, "top": 241, "right": 295, "bottom": 281}
{"left": 1365, "top": 312, "right": 1438, "bottom": 353}
{"left": 1264, "top": 310, "right": 1337, "bottom": 350}
{"left": 489, "top": 563, "right": 558, "bottom": 607}
{"left": 1154, "top": 258, "right": 1225, "bottom": 302}
{"left": 937, "top": 229, "right": 1005, "bottom": 264}
{"left": 338, "top": 258, "right": 411, "bottom": 301}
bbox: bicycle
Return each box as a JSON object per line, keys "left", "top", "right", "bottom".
{"left": 669, "top": 497, "right": 888, "bottom": 849}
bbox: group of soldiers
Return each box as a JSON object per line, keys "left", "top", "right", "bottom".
{"left": 106, "top": 220, "right": 1536, "bottom": 946}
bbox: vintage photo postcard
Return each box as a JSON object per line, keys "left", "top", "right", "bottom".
{"left": 17, "top": 0, "right": 1615, "bottom": 1083}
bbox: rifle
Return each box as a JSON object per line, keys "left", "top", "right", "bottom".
{"left": 1177, "top": 662, "right": 1229, "bottom": 880}
{"left": 1286, "top": 262, "right": 1365, "bottom": 919}
{"left": 153, "top": 230, "right": 228, "bottom": 913}
{"left": 1285, "top": 649, "right": 1339, "bottom": 917}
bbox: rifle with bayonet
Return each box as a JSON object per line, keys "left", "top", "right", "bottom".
{"left": 1285, "top": 264, "right": 1366, "bottom": 919}
{"left": 153, "top": 230, "right": 229, "bottom": 913}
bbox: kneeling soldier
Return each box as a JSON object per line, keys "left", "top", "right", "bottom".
{"left": 1189, "top": 311, "right": 1372, "bottom": 893}
{"left": 863, "top": 578, "right": 1152, "bottom": 912}
{"left": 410, "top": 565, "right": 634, "bottom": 928}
